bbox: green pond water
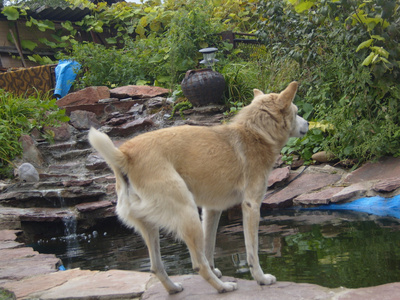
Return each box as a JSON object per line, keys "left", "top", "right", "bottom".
{"left": 31, "top": 209, "right": 400, "bottom": 289}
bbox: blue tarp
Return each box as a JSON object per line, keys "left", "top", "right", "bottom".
{"left": 54, "top": 60, "right": 81, "bottom": 99}
{"left": 302, "top": 195, "right": 400, "bottom": 219}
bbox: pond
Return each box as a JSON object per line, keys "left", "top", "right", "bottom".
{"left": 31, "top": 209, "right": 400, "bottom": 289}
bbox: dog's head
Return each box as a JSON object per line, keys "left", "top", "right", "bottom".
{"left": 232, "top": 82, "right": 308, "bottom": 148}
{"left": 252, "top": 81, "right": 309, "bottom": 138}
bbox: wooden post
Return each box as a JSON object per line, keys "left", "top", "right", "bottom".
{"left": 9, "top": 28, "right": 27, "bottom": 68}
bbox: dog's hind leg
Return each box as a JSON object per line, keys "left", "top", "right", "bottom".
{"left": 242, "top": 199, "right": 276, "bottom": 285}
{"left": 202, "top": 208, "right": 222, "bottom": 278}
{"left": 178, "top": 206, "right": 237, "bottom": 293}
{"left": 134, "top": 219, "right": 184, "bottom": 294}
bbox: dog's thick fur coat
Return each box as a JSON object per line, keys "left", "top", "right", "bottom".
{"left": 89, "top": 81, "right": 308, "bottom": 294}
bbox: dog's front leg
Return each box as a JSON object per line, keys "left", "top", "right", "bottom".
{"left": 242, "top": 200, "right": 276, "bottom": 285}
{"left": 202, "top": 209, "right": 223, "bottom": 278}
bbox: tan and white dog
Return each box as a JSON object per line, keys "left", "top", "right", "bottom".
{"left": 88, "top": 81, "right": 308, "bottom": 294}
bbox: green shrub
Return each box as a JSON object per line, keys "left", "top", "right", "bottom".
{"left": 0, "top": 90, "right": 69, "bottom": 178}
{"left": 61, "top": 2, "right": 224, "bottom": 89}
{"left": 61, "top": 42, "right": 150, "bottom": 88}
{"left": 257, "top": 0, "right": 400, "bottom": 164}
{"left": 220, "top": 44, "right": 301, "bottom": 113}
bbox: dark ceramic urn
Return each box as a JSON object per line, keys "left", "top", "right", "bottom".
{"left": 181, "top": 69, "right": 225, "bottom": 107}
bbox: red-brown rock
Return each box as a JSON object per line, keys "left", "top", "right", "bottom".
{"left": 56, "top": 86, "right": 110, "bottom": 107}
{"left": 263, "top": 173, "right": 341, "bottom": 209}
{"left": 44, "top": 123, "right": 72, "bottom": 142}
{"left": 110, "top": 85, "right": 170, "bottom": 99}
{"left": 293, "top": 186, "right": 345, "bottom": 205}
{"left": 330, "top": 182, "right": 370, "bottom": 203}
{"left": 345, "top": 156, "right": 400, "bottom": 183}
{"left": 372, "top": 177, "right": 400, "bottom": 193}
{"left": 268, "top": 166, "right": 290, "bottom": 187}
{"left": 0, "top": 247, "right": 60, "bottom": 281}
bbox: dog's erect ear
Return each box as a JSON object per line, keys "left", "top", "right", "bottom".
{"left": 279, "top": 81, "right": 298, "bottom": 109}
{"left": 253, "top": 89, "right": 264, "bottom": 97}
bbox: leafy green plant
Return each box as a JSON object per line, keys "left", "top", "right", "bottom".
{"left": 220, "top": 62, "right": 256, "bottom": 109}
{"left": 281, "top": 125, "right": 326, "bottom": 165}
{"left": 0, "top": 89, "right": 69, "bottom": 178}
{"left": 0, "top": 288, "right": 15, "bottom": 300}
{"left": 223, "top": 100, "right": 244, "bottom": 116}
{"left": 170, "top": 100, "right": 193, "bottom": 120}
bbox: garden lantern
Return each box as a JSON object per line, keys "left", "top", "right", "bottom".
{"left": 199, "top": 47, "right": 219, "bottom": 69}
{"left": 181, "top": 47, "right": 225, "bottom": 107}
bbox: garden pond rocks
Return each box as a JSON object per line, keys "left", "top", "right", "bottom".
{"left": 1, "top": 85, "right": 400, "bottom": 299}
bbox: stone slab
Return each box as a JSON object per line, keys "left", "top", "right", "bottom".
{"left": 0, "top": 230, "right": 20, "bottom": 241}
{"left": 330, "top": 182, "right": 370, "bottom": 203}
{"left": 30, "top": 269, "right": 153, "bottom": 300}
{"left": 0, "top": 230, "right": 24, "bottom": 250}
{"left": 268, "top": 166, "right": 290, "bottom": 188}
{"left": 373, "top": 177, "right": 400, "bottom": 193}
{"left": 17, "top": 207, "right": 75, "bottom": 222}
{"left": 75, "top": 200, "right": 113, "bottom": 212}
{"left": 2, "top": 268, "right": 93, "bottom": 299}
{"left": 57, "top": 86, "right": 110, "bottom": 107}
{"left": 63, "top": 101, "right": 139, "bottom": 117}
{"left": 344, "top": 156, "right": 400, "bottom": 184}
{"left": 263, "top": 173, "right": 341, "bottom": 209}
{"left": 293, "top": 186, "right": 344, "bottom": 205}
{"left": 142, "top": 275, "right": 338, "bottom": 300}
{"left": 0, "top": 247, "right": 60, "bottom": 281}
{"left": 338, "top": 282, "right": 400, "bottom": 300}
{"left": 110, "top": 85, "right": 170, "bottom": 99}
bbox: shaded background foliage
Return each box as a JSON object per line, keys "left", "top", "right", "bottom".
{"left": 257, "top": 0, "right": 400, "bottom": 164}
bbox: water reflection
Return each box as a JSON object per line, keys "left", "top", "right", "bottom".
{"left": 32, "top": 210, "right": 400, "bottom": 288}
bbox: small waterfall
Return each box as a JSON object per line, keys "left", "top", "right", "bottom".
{"left": 63, "top": 215, "right": 77, "bottom": 237}
{"left": 57, "top": 190, "right": 80, "bottom": 269}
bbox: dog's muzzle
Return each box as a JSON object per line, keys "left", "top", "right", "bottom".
{"left": 294, "top": 116, "right": 309, "bottom": 137}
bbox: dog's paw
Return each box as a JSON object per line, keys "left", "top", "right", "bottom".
{"left": 218, "top": 281, "right": 238, "bottom": 293}
{"left": 257, "top": 274, "right": 276, "bottom": 286}
{"left": 212, "top": 267, "right": 222, "bottom": 278}
{"left": 167, "top": 282, "right": 184, "bottom": 294}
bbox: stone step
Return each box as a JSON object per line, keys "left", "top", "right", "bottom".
{"left": 47, "top": 162, "right": 91, "bottom": 175}
{"left": 49, "top": 148, "right": 93, "bottom": 162}
{"left": 38, "top": 139, "right": 91, "bottom": 153}
{"left": 0, "top": 181, "right": 107, "bottom": 208}
{"left": 0, "top": 200, "right": 116, "bottom": 234}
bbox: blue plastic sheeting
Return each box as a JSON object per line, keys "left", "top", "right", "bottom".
{"left": 54, "top": 60, "right": 81, "bottom": 99}
{"left": 303, "top": 195, "right": 400, "bottom": 219}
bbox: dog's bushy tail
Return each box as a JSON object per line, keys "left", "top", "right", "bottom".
{"left": 88, "top": 127, "right": 128, "bottom": 174}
